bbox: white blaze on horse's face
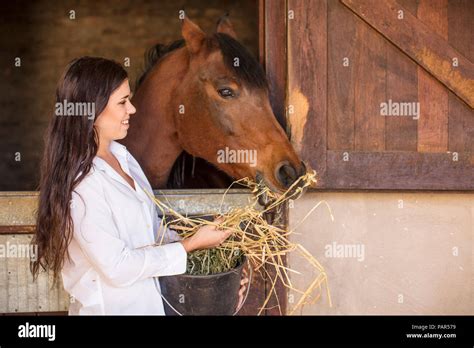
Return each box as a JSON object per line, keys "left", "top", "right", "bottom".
{"left": 95, "top": 79, "right": 136, "bottom": 143}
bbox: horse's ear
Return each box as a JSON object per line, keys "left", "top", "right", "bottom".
{"left": 182, "top": 17, "right": 206, "bottom": 54}
{"left": 216, "top": 13, "right": 237, "bottom": 39}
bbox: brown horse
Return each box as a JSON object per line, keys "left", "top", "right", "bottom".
{"left": 121, "top": 16, "right": 306, "bottom": 193}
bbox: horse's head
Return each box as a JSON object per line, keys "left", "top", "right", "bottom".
{"left": 172, "top": 16, "right": 306, "bottom": 193}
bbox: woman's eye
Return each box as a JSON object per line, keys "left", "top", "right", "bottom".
{"left": 217, "top": 88, "right": 235, "bottom": 99}
{"left": 119, "top": 100, "right": 126, "bottom": 105}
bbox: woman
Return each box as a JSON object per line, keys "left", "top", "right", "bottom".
{"left": 32, "top": 56, "right": 248, "bottom": 315}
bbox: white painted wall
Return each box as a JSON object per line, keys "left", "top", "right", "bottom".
{"left": 288, "top": 192, "right": 473, "bottom": 315}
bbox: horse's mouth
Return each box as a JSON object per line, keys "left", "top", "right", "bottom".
{"left": 255, "top": 163, "right": 308, "bottom": 207}
{"left": 255, "top": 171, "right": 283, "bottom": 195}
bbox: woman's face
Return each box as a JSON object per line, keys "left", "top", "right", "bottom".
{"left": 94, "top": 79, "right": 136, "bottom": 142}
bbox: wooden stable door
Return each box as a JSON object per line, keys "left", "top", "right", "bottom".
{"left": 262, "top": 0, "right": 474, "bottom": 190}
{"left": 256, "top": 0, "right": 473, "bottom": 316}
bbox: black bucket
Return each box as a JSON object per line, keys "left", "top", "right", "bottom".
{"left": 159, "top": 257, "right": 247, "bottom": 315}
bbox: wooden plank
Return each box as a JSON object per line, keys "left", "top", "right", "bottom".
{"left": 417, "top": 81, "right": 448, "bottom": 151}
{"left": 264, "top": 0, "right": 287, "bottom": 130}
{"left": 449, "top": 92, "right": 474, "bottom": 152}
{"left": 385, "top": 40, "right": 418, "bottom": 151}
{"left": 6, "top": 235, "right": 19, "bottom": 313}
{"left": 417, "top": 0, "right": 449, "bottom": 152}
{"left": 58, "top": 281, "right": 69, "bottom": 312}
{"left": 0, "top": 225, "right": 35, "bottom": 234}
{"left": 0, "top": 235, "right": 8, "bottom": 312}
{"left": 263, "top": 0, "right": 288, "bottom": 316}
{"left": 0, "top": 233, "right": 69, "bottom": 313}
{"left": 385, "top": 0, "right": 418, "bottom": 151}
{"left": 17, "top": 235, "right": 29, "bottom": 313}
{"left": 288, "top": 0, "right": 327, "bottom": 186}
{"left": 327, "top": 0, "right": 356, "bottom": 151}
{"left": 341, "top": 0, "right": 474, "bottom": 109}
{"left": 27, "top": 233, "right": 40, "bottom": 313}
{"left": 0, "top": 190, "right": 258, "bottom": 227}
{"left": 354, "top": 15, "right": 386, "bottom": 150}
{"left": 258, "top": 0, "right": 265, "bottom": 66}
{"left": 0, "top": 192, "right": 38, "bottom": 229}
{"left": 48, "top": 272, "right": 59, "bottom": 313}
{"left": 325, "top": 150, "right": 474, "bottom": 190}
{"left": 448, "top": 0, "right": 474, "bottom": 153}
{"left": 36, "top": 268, "right": 49, "bottom": 312}
{"left": 396, "top": 0, "right": 419, "bottom": 16}
{"left": 263, "top": 205, "right": 288, "bottom": 315}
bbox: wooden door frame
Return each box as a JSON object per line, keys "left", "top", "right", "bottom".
{"left": 259, "top": 0, "right": 289, "bottom": 315}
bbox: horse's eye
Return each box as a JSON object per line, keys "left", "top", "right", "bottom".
{"left": 217, "top": 88, "right": 235, "bottom": 99}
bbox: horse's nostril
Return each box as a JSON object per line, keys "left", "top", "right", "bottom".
{"left": 276, "top": 163, "right": 298, "bottom": 188}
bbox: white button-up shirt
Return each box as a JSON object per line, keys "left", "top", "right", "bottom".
{"left": 61, "top": 140, "right": 187, "bottom": 315}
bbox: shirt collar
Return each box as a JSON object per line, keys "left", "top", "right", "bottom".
{"left": 110, "top": 140, "right": 128, "bottom": 158}
{"left": 92, "top": 140, "right": 128, "bottom": 172}
{"left": 92, "top": 141, "right": 150, "bottom": 200}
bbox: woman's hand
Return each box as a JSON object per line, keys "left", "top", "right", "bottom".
{"left": 180, "top": 217, "right": 232, "bottom": 253}
{"left": 236, "top": 268, "right": 250, "bottom": 311}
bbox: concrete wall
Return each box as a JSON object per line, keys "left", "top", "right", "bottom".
{"left": 288, "top": 192, "right": 473, "bottom": 315}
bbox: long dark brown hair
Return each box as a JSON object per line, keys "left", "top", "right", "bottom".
{"left": 31, "top": 57, "right": 128, "bottom": 282}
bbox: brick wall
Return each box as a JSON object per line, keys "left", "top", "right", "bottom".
{"left": 0, "top": 0, "right": 259, "bottom": 190}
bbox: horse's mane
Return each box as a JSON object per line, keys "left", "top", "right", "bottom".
{"left": 135, "top": 39, "right": 185, "bottom": 88}
{"left": 213, "top": 33, "right": 268, "bottom": 89}
{"left": 135, "top": 33, "right": 267, "bottom": 90}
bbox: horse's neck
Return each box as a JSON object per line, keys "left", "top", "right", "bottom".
{"left": 123, "top": 50, "right": 189, "bottom": 188}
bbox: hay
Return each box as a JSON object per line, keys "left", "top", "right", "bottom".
{"left": 144, "top": 168, "right": 333, "bottom": 315}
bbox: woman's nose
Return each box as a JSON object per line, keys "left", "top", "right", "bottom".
{"left": 127, "top": 101, "right": 136, "bottom": 115}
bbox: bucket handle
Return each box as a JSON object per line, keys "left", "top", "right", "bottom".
{"left": 158, "top": 261, "right": 253, "bottom": 316}
{"left": 233, "top": 261, "right": 253, "bottom": 316}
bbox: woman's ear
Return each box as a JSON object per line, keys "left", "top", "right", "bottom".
{"left": 182, "top": 16, "right": 206, "bottom": 54}
{"left": 216, "top": 13, "right": 237, "bottom": 40}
